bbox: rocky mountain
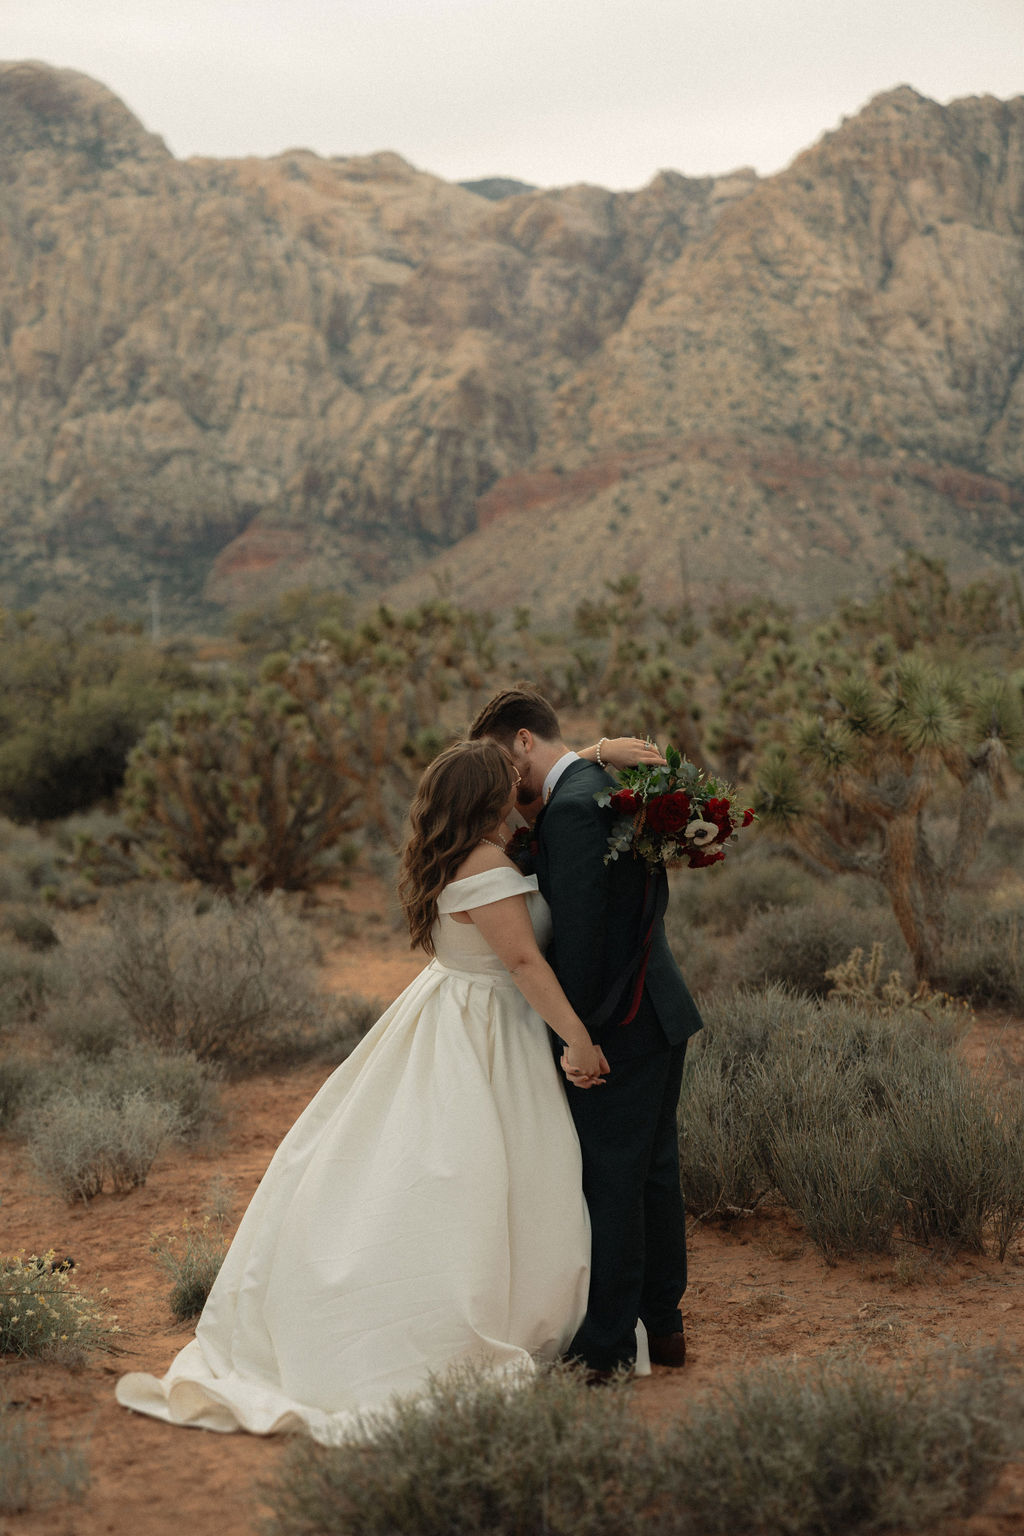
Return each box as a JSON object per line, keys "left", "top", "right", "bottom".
{"left": 1, "top": 62, "right": 1022, "bottom": 627}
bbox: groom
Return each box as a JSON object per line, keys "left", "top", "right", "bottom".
{"left": 469, "top": 686, "right": 703, "bottom": 1377}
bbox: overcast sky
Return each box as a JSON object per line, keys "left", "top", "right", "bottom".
{"left": 3, "top": 0, "right": 1022, "bottom": 188}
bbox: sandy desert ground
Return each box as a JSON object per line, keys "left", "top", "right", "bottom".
{"left": 3, "top": 878, "right": 1024, "bottom": 1536}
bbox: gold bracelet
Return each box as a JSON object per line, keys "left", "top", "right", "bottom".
{"left": 595, "top": 737, "right": 606, "bottom": 769}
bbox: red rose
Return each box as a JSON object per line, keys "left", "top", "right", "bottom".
{"left": 742, "top": 808, "right": 756, "bottom": 827}
{"left": 704, "top": 796, "right": 731, "bottom": 823}
{"left": 645, "top": 791, "right": 691, "bottom": 834}
{"left": 610, "top": 787, "right": 638, "bottom": 813}
{"left": 687, "top": 847, "right": 726, "bottom": 869}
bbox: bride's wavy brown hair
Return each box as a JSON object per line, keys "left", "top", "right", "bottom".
{"left": 399, "top": 739, "right": 516, "bottom": 955}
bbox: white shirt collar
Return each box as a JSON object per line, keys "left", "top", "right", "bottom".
{"left": 542, "top": 751, "right": 580, "bottom": 805}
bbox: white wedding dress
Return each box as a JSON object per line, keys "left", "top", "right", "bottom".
{"left": 116, "top": 867, "right": 592, "bottom": 1444}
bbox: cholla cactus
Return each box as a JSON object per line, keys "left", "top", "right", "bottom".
{"left": 756, "top": 658, "right": 1022, "bottom": 983}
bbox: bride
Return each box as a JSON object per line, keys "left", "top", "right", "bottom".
{"left": 117, "top": 734, "right": 655, "bottom": 1444}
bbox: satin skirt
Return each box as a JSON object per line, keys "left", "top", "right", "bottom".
{"left": 116, "top": 962, "right": 592, "bottom": 1444}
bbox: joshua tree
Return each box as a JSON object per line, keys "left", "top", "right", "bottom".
{"left": 755, "top": 657, "right": 1021, "bottom": 985}
{"left": 567, "top": 575, "right": 706, "bottom": 765}
{"left": 123, "top": 600, "right": 497, "bottom": 892}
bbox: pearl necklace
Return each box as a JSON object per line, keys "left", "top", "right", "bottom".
{"left": 479, "top": 835, "right": 507, "bottom": 852}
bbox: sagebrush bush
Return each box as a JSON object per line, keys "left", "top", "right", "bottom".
{"left": 63, "top": 889, "right": 326, "bottom": 1070}
{"left": 768, "top": 1114, "right": 899, "bottom": 1262}
{"left": 675, "top": 1050, "right": 769, "bottom": 1218}
{"left": 0, "top": 820, "right": 61, "bottom": 900}
{"left": 37, "top": 994, "right": 136, "bottom": 1058}
{"left": 12, "top": 1043, "right": 222, "bottom": 1142}
{"left": 26, "top": 1089, "right": 184, "bottom": 1202}
{"left": 0, "top": 1056, "right": 45, "bottom": 1131}
{"left": 0, "top": 1255, "right": 117, "bottom": 1364}
{"left": 667, "top": 850, "right": 816, "bottom": 937}
{"left": 936, "top": 908, "right": 1024, "bottom": 1011}
{"left": 734, "top": 900, "right": 908, "bottom": 995}
{"left": 152, "top": 1220, "right": 229, "bottom": 1321}
{"left": 0, "top": 906, "right": 59, "bottom": 951}
{"left": 679, "top": 985, "right": 1024, "bottom": 1260}
{"left": 261, "top": 1349, "right": 1023, "bottom": 1536}
{"left": 658, "top": 1347, "right": 1022, "bottom": 1536}
{"left": 881, "top": 1060, "right": 1024, "bottom": 1257}
{"left": 0, "top": 940, "right": 65, "bottom": 1029}
{"left": 0, "top": 1400, "right": 89, "bottom": 1513}
{"left": 263, "top": 1362, "right": 660, "bottom": 1536}
{"left": 972, "top": 810, "right": 1024, "bottom": 878}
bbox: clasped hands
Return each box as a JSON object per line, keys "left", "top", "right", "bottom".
{"left": 561, "top": 1043, "right": 610, "bottom": 1090}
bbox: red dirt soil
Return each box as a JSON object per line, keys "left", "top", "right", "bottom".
{"left": 3, "top": 888, "right": 1024, "bottom": 1536}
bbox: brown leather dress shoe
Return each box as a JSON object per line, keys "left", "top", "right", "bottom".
{"left": 647, "top": 1329, "right": 686, "bottom": 1367}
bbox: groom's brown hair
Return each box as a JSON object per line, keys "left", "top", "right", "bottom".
{"left": 468, "top": 684, "right": 561, "bottom": 746}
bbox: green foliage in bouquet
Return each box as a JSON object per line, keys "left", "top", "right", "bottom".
{"left": 596, "top": 744, "right": 755, "bottom": 869}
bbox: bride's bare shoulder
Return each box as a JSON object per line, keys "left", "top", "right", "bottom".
{"left": 452, "top": 843, "right": 512, "bottom": 882}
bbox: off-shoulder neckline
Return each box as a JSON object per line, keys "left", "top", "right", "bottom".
{"left": 444, "top": 867, "right": 535, "bottom": 888}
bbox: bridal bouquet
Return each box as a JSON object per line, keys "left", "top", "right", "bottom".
{"left": 595, "top": 745, "right": 755, "bottom": 870}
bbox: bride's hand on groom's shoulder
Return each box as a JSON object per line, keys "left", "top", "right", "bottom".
{"left": 600, "top": 736, "right": 667, "bottom": 770}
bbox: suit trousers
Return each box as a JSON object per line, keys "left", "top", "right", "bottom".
{"left": 565, "top": 1039, "right": 688, "bottom": 1372}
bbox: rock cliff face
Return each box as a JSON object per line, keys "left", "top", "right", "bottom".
{"left": 1, "top": 63, "right": 1022, "bottom": 624}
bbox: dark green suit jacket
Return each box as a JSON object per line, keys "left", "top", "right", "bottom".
{"left": 534, "top": 759, "right": 703, "bottom": 1063}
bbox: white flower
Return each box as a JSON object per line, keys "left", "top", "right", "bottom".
{"left": 684, "top": 819, "right": 719, "bottom": 846}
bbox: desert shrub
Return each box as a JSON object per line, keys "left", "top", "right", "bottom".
{"left": 676, "top": 1050, "right": 769, "bottom": 1217}
{"left": 692, "top": 982, "right": 819, "bottom": 1068}
{"left": 263, "top": 1362, "right": 661, "bottom": 1536}
{"left": 0, "top": 1400, "right": 89, "bottom": 1513}
{"left": 971, "top": 809, "right": 1024, "bottom": 878}
{"left": 262, "top": 1349, "right": 1022, "bottom": 1536}
{"left": 0, "top": 610, "right": 192, "bottom": 823}
{"left": 680, "top": 986, "right": 1023, "bottom": 1260}
{"left": 667, "top": 851, "right": 816, "bottom": 937}
{"left": 0, "top": 1255, "right": 117, "bottom": 1364}
{"left": 37, "top": 994, "right": 135, "bottom": 1058}
{"left": 0, "top": 941, "right": 66, "bottom": 1029}
{"left": 0, "top": 820, "right": 62, "bottom": 901}
{"left": 289, "top": 992, "right": 387, "bottom": 1066}
{"left": 0, "top": 906, "right": 58, "bottom": 951}
{"left": 664, "top": 922, "right": 720, "bottom": 998}
{"left": 153, "top": 1219, "right": 229, "bottom": 1322}
{"left": 881, "top": 1060, "right": 1024, "bottom": 1258}
{"left": 935, "top": 908, "right": 1024, "bottom": 1011}
{"left": 734, "top": 900, "right": 907, "bottom": 995}
{"left": 718, "top": 1014, "right": 901, "bottom": 1256}
{"left": 25, "top": 1089, "right": 184, "bottom": 1202}
{"left": 768, "top": 1114, "right": 899, "bottom": 1262}
{"left": 658, "top": 1347, "right": 1022, "bottom": 1536}
{"left": 0, "top": 1057, "right": 47, "bottom": 1130}
{"left": 60, "top": 889, "right": 325, "bottom": 1071}
{"left": 13, "top": 1043, "right": 222, "bottom": 1142}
